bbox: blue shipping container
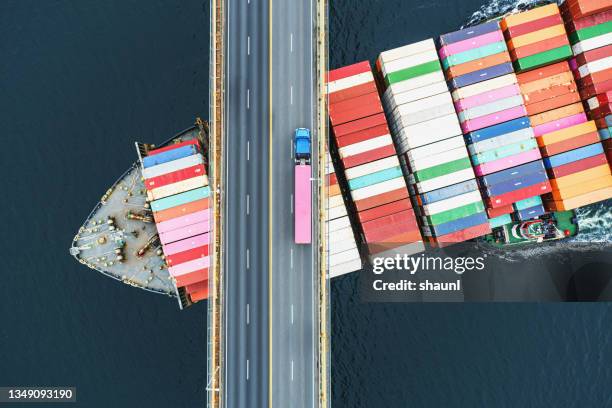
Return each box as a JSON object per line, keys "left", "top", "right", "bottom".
{"left": 543, "top": 143, "right": 604, "bottom": 169}
{"left": 348, "top": 166, "right": 403, "bottom": 190}
{"left": 483, "top": 169, "right": 548, "bottom": 197}
{"left": 465, "top": 116, "right": 531, "bottom": 145}
{"left": 142, "top": 145, "right": 199, "bottom": 168}
{"left": 423, "top": 211, "right": 488, "bottom": 237}
{"left": 478, "top": 160, "right": 545, "bottom": 188}
{"left": 439, "top": 21, "right": 500, "bottom": 46}
{"left": 516, "top": 204, "right": 546, "bottom": 221}
{"left": 450, "top": 62, "right": 515, "bottom": 89}
{"left": 418, "top": 179, "right": 479, "bottom": 205}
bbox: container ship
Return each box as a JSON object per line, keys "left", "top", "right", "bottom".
{"left": 70, "top": 120, "right": 211, "bottom": 308}
{"left": 326, "top": 0, "right": 612, "bottom": 276}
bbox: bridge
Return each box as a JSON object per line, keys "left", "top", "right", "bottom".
{"left": 207, "top": 0, "right": 329, "bottom": 407}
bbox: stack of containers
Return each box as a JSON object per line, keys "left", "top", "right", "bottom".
{"left": 501, "top": 3, "right": 573, "bottom": 73}
{"left": 325, "top": 152, "right": 362, "bottom": 278}
{"left": 440, "top": 22, "right": 552, "bottom": 228}
{"left": 561, "top": 1, "right": 612, "bottom": 169}
{"left": 376, "top": 39, "right": 492, "bottom": 244}
{"left": 327, "top": 61, "right": 425, "bottom": 257}
{"left": 516, "top": 60, "right": 612, "bottom": 210}
{"left": 141, "top": 139, "right": 210, "bottom": 303}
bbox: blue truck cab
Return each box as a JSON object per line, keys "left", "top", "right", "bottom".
{"left": 294, "top": 128, "right": 311, "bottom": 164}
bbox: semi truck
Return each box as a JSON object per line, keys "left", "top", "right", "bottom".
{"left": 294, "top": 128, "right": 312, "bottom": 244}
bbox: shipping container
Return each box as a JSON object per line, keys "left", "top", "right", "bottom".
{"left": 486, "top": 181, "right": 552, "bottom": 208}
{"left": 142, "top": 154, "right": 204, "bottom": 180}
{"left": 474, "top": 148, "right": 543, "bottom": 176}
{"left": 546, "top": 152, "right": 609, "bottom": 178}
{"left": 418, "top": 179, "right": 479, "bottom": 205}
{"left": 147, "top": 175, "right": 208, "bottom": 201}
{"left": 162, "top": 233, "right": 209, "bottom": 256}
{"left": 150, "top": 186, "right": 210, "bottom": 212}
{"left": 159, "top": 220, "right": 210, "bottom": 245}
{"left": 156, "top": 209, "right": 209, "bottom": 234}
{"left": 513, "top": 195, "right": 543, "bottom": 210}
{"left": 451, "top": 73, "right": 518, "bottom": 101}
{"left": 154, "top": 198, "right": 209, "bottom": 223}
{"left": 543, "top": 142, "right": 604, "bottom": 168}
{"left": 142, "top": 144, "right": 199, "bottom": 168}
{"left": 145, "top": 164, "right": 207, "bottom": 190}
{"left": 449, "top": 63, "right": 515, "bottom": 88}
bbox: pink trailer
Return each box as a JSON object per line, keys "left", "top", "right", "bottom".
{"left": 295, "top": 165, "right": 312, "bottom": 244}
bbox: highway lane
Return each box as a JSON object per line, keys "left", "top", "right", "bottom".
{"left": 223, "top": 0, "right": 270, "bottom": 406}
{"left": 270, "top": 0, "right": 317, "bottom": 407}
{"left": 223, "top": 0, "right": 317, "bottom": 406}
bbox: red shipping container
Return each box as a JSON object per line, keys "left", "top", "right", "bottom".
{"left": 334, "top": 124, "right": 390, "bottom": 147}
{"left": 431, "top": 223, "right": 492, "bottom": 244}
{"left": 486, "top": 204, "right": 514, "bottom": 218}
{"left": 563, "top": 9, "right": 612, "bottom": 32}
{"left": 166, "top": 245, "right": 209, "bottom": 267}
{"left": 328, "top": 61, "right": 371, "bottom": 82}
{"left": 175, "top": 268, "right": 209, "bottom": 287}
{"left": 486, "top": 181, "right": 552, "bottom": 208}
{"left": 330, "top": 104, "right": 383, "bottom": 126}
{"left": 329, "top": 92, "right": 382, "bottom": 114}
{"left": 363, "top": 219, "right": 420, "bottom": 243}
{"left": 332, "top": 113, "right": 387, "bottom": 138}
{"left": 563, "top": 0, "right": 612, "bottom": 19}
{"left": 579, "top": 79, "right": 612, "bottom": 100}
{"left": 574, "top": 44, "right": 612, "bottom": 67}
{"left": 540, "top": 131, "right": 601, "bottom": 156}
{"left": 354, "top": 188, "right": 409, "bottom": 212}
{"left": 361, "top": 209, "right": 417, "bottom": 235}
{"left": 517, "top": 61, "right": 570, "bottom": 84}
{"left": 357, "top": 198, "right": 413, "bottom": 224}
{"left": 327, "top": 172, "right": 338, "bottom": 187}
{"left": 578, "top": 68, "right": 612, "bottom": 88}
{"left": 185, "top": 280, "right": 209, "bottom": 295}
{"left": 367, "top": 231, "right": 424, "bottom": 253}
{"left": 341, "top": 144, "right": 397, "bottom": 169}
{"left": 547, "top": 153, "right": 609, "bottom": 178}
{"left": 145, "top": 164, "right": 207, "bottom": 190}
{"left": 148, "top": 139, "right": 200, "bottom": 156}
{"left": 510, "top": 35, "right": 569, "bottom": 60}
{"left": 504, "top": 13, "right": 563, "bottom": 37}
{"left": 328, "top": 81, "right": 377, "bottom": 104}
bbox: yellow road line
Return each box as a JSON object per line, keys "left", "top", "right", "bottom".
{"left": 268, "top": 0, "right": 273, "bottom": 405}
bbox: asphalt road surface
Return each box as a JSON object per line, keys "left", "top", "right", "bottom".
{"left": 223, "top": 0, "right": 317, "bottom": 407}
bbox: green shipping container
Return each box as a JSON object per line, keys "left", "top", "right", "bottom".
{"left": 568, "top": 21, "right": 612, "bottom": 45}
{"left": 425, "top": 201, "right": 485, "bottom": 226}
{"left": 442, "top": 41, "right": 507, "bottom": 69}
{"left": 385, "top": 60, "right": 441, "bottom": 85}
{"left": 489, "top": 213, "right": 513, "bottom": 228}
{"left": 513, "top": 45, "right": 572, "bottom": 72}
{"left": 413, "top": 157, "right": 472, "bottom": 182}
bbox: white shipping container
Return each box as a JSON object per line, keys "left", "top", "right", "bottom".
{"left": 328, "top": 194, "right": 345, "bottom": 209}
{"left": 351, "top": 176, "right": 406, "bottom": 201}
{"left": 329, "top": 226, "right": 356, "bottom": 243}
{"left": 338, "top": 134, "right": 393, "bottom": 158}
{"left": 406, "top": 135, "right": 466, "bottom": 161}
{"left": 147, "top": 175, "right": 208, "bottom": 201}
{"left": 382, "top": 48, "right": 439, "bottom": 77}
{"left": 142, "top": 154, "right": 204, "bottom": 180}
{"left": 393, "top": 103, "right": 457, "bottom": 127}
{"left": 385, "top": 81, "right": 450, "bottom": 109}
{"left": 326, "top": 205, "right": 348, "bottom": 221}
{"left": 345, "top": 156, "right": 400, "bottom": 180}
{"left": 394, "top": 113, "right": 462, "bottom": 149}
{"left": 330, "top": 248, "right": 361, "bottom": 267}
{"left": 468, "top": 127, "right": 535, "bottom": 155}
{"left": 391, "top": 92, "right": 453, "bottom": 117}
{"left": 378, "top": 38, "right": 436, "bottom": 64}
{"left": 572, "top": 32, "right": 612, "bottom": 55}
{"left": 408, "top": 146, "right": 468, "bottom": 172}
{"left": 412, "top": 168, "right": 475, "bottom": 193}
{"left": 422, "top": 189, "right": 483, "bottom": 216}
{"left": 327, "top": 71, "right": 374, "bottom": 94}
{"left": 371, "top": 242, "right": 425, "bottom": 260}
{"left": 328, "top": 239, "right": 358, "bottom": 255}
{"left": 578, "top": 56, "right": 612, "bottom": 78}
{"left": 458, "top": 95, "right": 525, "bottom": 121}
{"left": 329, "top": 259, "right": 362, "bottom": 278}
{"left": 451, "top": 73, "right": 517, "bottom": 101}
{"left": 328, "top": 215, "right": 352, "bottom": 232}
{"left": 383, "top": 71, "right": 446, "bottom": 103}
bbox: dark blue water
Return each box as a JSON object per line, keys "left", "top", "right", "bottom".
{"left": 2, "top": 0, "right": 612, "bottom": 407}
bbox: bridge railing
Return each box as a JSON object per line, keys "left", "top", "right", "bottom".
{"left": 315, "top": 1, "right": 330, "bottom": 408}
{"left": 207, "top": 0, "right": 225, "bottom": 407}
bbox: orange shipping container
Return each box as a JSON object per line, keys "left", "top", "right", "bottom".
{"left": 519, "top": 71, "right": 575, "bottom": 95}
{"left": 551, "top": 174, "right": 612, "bottom": 200}
{"left": 501, "top": 4, "right": 560, "bottom": 29}
{"left": 536, "top": 120, "right": 597, "bottom": 146}
{"left": 545, "top": 186, "right": 612, "bottom": 210}
{"left": 510, "top": 35, "right": 569, "bottom": 60}
{"left": 445, "top": 52, "right": 511, "bottom": 78}
{"left": 523, "top": 83, "right": 577, "bottom": 107}
{"left": 525, "top": 91, "right": 582, "bottom": 116}
{"left": 507, "top": 25, "right": 567, "bottom": 50}
{"left": 540, "top": 131, "right": 600, "bottom": 156}
{"left": 550, "top": 164, "right": 611, "bottom": 190}
{"left": 153, "top": 198, "right": 209, "bottom": 223}
{"left": 529, "top": 103, "right": 584, "bottom": 127}
{"left": 516, "top": 61, "right": 569, "bottom": 84}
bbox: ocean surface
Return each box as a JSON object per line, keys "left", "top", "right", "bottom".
{"left": 1, "top": 0, "right": 611, "bottom": 407}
